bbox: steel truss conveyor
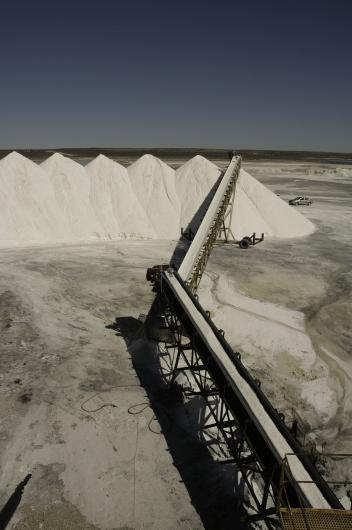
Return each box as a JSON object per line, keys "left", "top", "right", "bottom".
{"left": 178, "top": 155, "right": 241, "bottom": 291}
{"left": 155, "top": 269, "right": 348, "bottom": 527}
{"left": 147, "top": 156, "right": 351, "bottom": 528}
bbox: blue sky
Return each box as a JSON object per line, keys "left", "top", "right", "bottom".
{"left": 0, "top": 0, "right": 351, "bottom": 151}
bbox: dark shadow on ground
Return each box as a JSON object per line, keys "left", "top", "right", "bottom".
{"left": 0, "top": 474, "right": 31, "bottom": 529}
{"left": 108, "top": 316, "right": 247, "bottom": 530}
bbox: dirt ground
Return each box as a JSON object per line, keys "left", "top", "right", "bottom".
{"left": 0, "top": 239, "right": 245, "bottom": 530}
{"left": 0, "top": 241, "right": 199, "bottom": 529}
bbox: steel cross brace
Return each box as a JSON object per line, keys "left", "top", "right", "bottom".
{"left": 185, "top": 159, "right": 241, "bottom": 293}
{"left": 156, "top": 285, "right": 280, "bottom": 529}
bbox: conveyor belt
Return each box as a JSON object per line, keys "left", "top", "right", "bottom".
{"left": 161, "top": 269, "right": 342, "bottom": 511}
{"left": 148, "top": 156, "right": 350, "bottom": 526}
{"left": 178, "top": 155, "right": 241, "bottom": 291}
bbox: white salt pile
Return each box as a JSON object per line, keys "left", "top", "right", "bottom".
{"left": 175, "top": 155, "right": 221, "bottom": 234}
{"left": 230, "top": 169, "right": 315, "bottom": 239}
{"left": 0, "top": 151, "right": 314, "bottom": 247}
{"left": 0, "top": 152, "right": 69, "bottom": 244}
{"left": 175, "top": 155, "right": 314, "bottom": 240}
{"left": 86, "top": 155, "right": 156, "bottom": 239}
{"left": 128, "top": 154, "right": 181, "bottom": 239}
{"left": 41, "top": 153, "right": 102, "bottom": 240}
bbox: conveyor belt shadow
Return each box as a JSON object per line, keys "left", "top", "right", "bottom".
{"left": 0, "top": 474, "right": 31, "bottom": 529}
{"left": 109, "top": 314, "right": 247, "bottom": 530}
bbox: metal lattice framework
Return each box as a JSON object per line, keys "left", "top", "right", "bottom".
{"left": 157, "top": 279, "right": 281, "bottom": 528}
{"left": 146, "top": 157, "right": 351, "bottom": 529}
{"left": 277, "top": 455, "right": 352, "bottom": 529}
{"left": 181, "top": 156, "right": 241, "bottom": 293}
{"left": 155, "top": 274, "right": 351, "bottom": 528}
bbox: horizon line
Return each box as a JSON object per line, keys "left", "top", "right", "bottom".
{"left": 0, "top": 147, "right": 352, "bottom": 156}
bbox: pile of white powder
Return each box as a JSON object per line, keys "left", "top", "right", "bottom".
{"left": 128, "top": 154, "right": 181, "bottom": 239}
{"left": 175, "top": 155, "right": 222, "bottom": 234}
{"left": 231, "top": 169, "right": 315, "bottom": 239}
{"left": 0, "top": 151, "right": 315, "bottom": 246}
{"left": 86, "top": 154, "right": 155, "bottom": 239}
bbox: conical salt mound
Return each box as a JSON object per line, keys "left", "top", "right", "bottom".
{"left": 175, "top": 155, "right": 221, "bottom": 234}
{"left": 0, "top": 152, "right": 315, "bottom": 248}
{"left": 230, "top": 169, "right": 315, "bottom": 239}
{"left": 86, "top": 155, "right": 156, "bottom": 239}
{"left": 0, "top": 152, "right": 69, "bottom": 244}
{"left": 41, "top": 153, "right": 102, "bottom": 240}
{"left": 127, "top": 154, "right": 180, "bottom": 239}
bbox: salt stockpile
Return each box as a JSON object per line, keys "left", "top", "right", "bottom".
{"left": 127, "top": 154, "right": 181, "bottom": 239}
{"left": 0, "top": 152, "right": 70, "bottom": 245}
{"left": 175, "top": 155, "right": 222, "bottom": 234}
{"left": 86, "top": 155, "right": 156, "bottom": 239}
{"left": 0, "top": 151, "right": 314, "bottom": 248}
{"left": 175, "top": 157, "right": 313, "bottom": 240}
{"left": 230, "top": 169, "right": 315, "bottom": 239}
{"left": 41, "top": 153, "right": 103, "bottom": 240}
